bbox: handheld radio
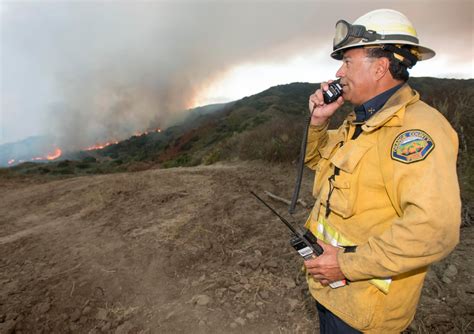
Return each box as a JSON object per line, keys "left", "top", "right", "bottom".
{"left": 251, "top": 191, "right": 346, "bottom": 288}
{"left": 323, "top": 79, "right": 343, "bottom": 104}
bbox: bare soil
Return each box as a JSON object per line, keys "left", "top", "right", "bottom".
{"left": 0, "top": 162, "right": 472, "bottom": 333}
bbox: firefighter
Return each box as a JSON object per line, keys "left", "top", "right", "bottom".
{"left": 303, "top": 9, "right": 461, "bottom": 333}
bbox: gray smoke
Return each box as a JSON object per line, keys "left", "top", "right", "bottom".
{"left": 1, "top": 0, "right": 472, "bottom": 149}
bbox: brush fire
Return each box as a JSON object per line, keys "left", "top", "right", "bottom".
{"left": 8, "top": 148, "right": 62, "bottom": 166}
{"left": 5, "top": 128, "right": 162, "bottom": 166}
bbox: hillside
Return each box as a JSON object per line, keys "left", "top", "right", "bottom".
{"left": 5, "top": 78, "right": 472, "bottom": 169}
{"left": 94, "top": 77, "right": 473, "bottom": 167}
{"left": 4, "top": 77, "right": 474, "bottom": 224}
{"left": 1, "top": 162, "right": 473, "bottom": 333}
{"left": 0, "top": 102, "right": 232, "bottom": 167}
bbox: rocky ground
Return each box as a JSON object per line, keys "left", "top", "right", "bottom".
{"left": 0, "top": 162, "right": 472, "bottom": 333}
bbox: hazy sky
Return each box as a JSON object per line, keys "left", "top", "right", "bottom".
{"left": 1, "top": 0, "right": 472, "bottom": 148}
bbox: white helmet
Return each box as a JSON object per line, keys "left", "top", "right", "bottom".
{"left": 331, "top": 9, "right": 435, "bottom": 66}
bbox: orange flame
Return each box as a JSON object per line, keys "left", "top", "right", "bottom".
{"left": 8, "top": 127, "right": 163, "bottom": 166}
{"left": 84, "top": 128, "right": 161, "bottom": 151}
{"left": 84, "top": 140, "right": 119, "bottom": 151}
{"left": 47, "top": 148, "right": 62, "bottom": 160}
{"left": 30, "top": 148, "right": 62, "bottom": 162}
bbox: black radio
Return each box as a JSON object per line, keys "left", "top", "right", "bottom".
{"left": 323, "top": 79, "right": 343, "bottom": 104}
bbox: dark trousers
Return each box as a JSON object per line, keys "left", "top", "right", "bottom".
{"left": 316, "top": 302, "right": 362, "bottom": 334}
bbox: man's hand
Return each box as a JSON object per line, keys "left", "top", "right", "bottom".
{"left": 304, "top": 240, "right": 346, "bottom": 286}
{"left": 309, "top": 81, "right": 344, "bottom": 126}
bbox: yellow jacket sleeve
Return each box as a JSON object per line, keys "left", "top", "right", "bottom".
{"left": 305, "top": 122, "right": 330, "bottom": 170}
{"left": 339, "top": 111, "right": 461, "bottom": 280}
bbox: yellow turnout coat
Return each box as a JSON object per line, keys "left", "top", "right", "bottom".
{"left": 304, "top": 84, "right": 461, "bottom": 333}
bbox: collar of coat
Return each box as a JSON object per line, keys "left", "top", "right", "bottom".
{"left": 346, "top": 83, "right": 420, "bottom": 133}
{"left": 353, "top": 83, "right": 404, "bottom": 123}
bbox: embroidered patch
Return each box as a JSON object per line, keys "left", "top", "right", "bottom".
{"left": 391, "top": 129, "right": 435, "bottom": 164}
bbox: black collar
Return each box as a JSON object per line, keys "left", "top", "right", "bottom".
{"left": 354, "top": 83, "right": 404, "bottom": 123}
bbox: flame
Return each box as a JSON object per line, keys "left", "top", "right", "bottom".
{"left": 7, "top": 127, "right": 163, "bottom": 166}
{"left": 47, "top": 148, "right": 62, "bottom": 160}
{"left": 84, "top": 128, "right": 161, "bottom": 151}
{"left": 84, "top": 140, "right": 119, "bottom": 151}
{"left": 30, "top": 148, "right": 62, "bottom": 162}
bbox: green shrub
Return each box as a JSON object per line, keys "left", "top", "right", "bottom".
{"left": 82, "top": 156, "right": 97, "bottom": 163}
{"left": 52, "top": 167, "right": 74, "bottom": 175}
{"left": 235, "top": 116, "right": 304, "bottom": 162}
{"left": 38, "top": 167, "right": 50, "bottom": 174}
{"left": 76, "top": 163, "right": 90, "bottom": 169}
{"left": 56, "top": 160, "right": 71, "bottom": 168}
{"left": 202, "top": 150, "right": 220, "bottom": 165}
{"left": 162, "top": 154, "right": 191, "bottom": 168}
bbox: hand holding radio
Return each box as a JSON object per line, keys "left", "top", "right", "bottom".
{"left": 308, "top": 79, "right": 344, "bottom": 126}
{"left": 251, "top": 191, "right": 347, "bottom": 289}
{"left": 304, "top": 239, "right": 347, "bottom": 286}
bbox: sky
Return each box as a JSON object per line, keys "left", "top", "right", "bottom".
{"left": 1, "top": 0, "right": 473, "bottom": 149}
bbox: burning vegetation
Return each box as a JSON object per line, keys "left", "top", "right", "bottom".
{"left": 5, "top": 129, "right": 162, "bottom": 167}
{"left": 8, "top": 148, "right": 62, "bottom": 166}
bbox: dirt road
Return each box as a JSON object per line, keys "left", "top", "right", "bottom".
{"left": 0, "top": 162, "right": 472, "bottom": 333}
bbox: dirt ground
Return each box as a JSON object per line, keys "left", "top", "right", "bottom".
{"left": 0, "top": 162, "right": 473, "bottom": 334}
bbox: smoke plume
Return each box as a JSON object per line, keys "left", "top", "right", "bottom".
{"left": 1, "top": 0, "right": 472, "bottom": 150}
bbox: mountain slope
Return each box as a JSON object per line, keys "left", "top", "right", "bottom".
{"left": 101, "top": 77, "right": 474, "bottom": 166}
{"left": 4, "top": 78, "right": 473, "bottom": 213}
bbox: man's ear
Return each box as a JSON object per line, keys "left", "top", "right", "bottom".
{"left": 374, "top": 57, "right": 390, "bottom": 80}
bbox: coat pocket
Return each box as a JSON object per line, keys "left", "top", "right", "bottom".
{"left": 313, "top": 135, "right": 346, "bottom": 197}
{"left": 321, "top": 141, "right": 373, "bottom": 218}
{"left": 307, "top": 275, "right": 383, "bottom": 330}
{"left": 325, "top": 174, "right": 353, "bottom": 218}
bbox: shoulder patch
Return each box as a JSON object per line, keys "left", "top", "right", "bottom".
{"left": 391, "top": 129, "right": 435, "bottom": 164}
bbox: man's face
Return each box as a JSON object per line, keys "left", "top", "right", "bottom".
{"left": 336, "top": 48, "right": 378, "bottom": 105}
